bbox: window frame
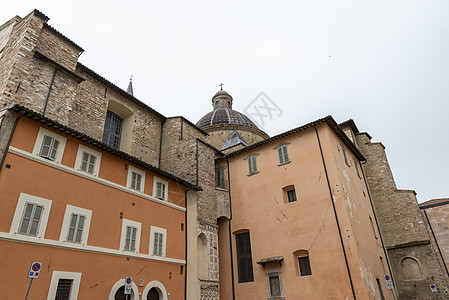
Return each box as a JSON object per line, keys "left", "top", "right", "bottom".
{"left": 235, "top": 231, "right": 254, "bottom": 283}
{"left": 32, "top": 127, "right": 67, "bottom": 164}
{"left": 149, "top": 226, "right": 167, "bottom": 257}
{"left": 266, "top": 269, "right": 284, "bottom": 300}
{"left": 217, "top": 166, "right": 226, "bottom": 189}
{"left": 46, "top": 271, "right": 82, "bottom": 300}
{"left": 120, "top": 219, "right": 141, "bottom": 253}
{"left": 102, "top": 110, "right": 124, "bottom": 150}
{"left": 10, "top": 193, "right": 52, "bottom": 239}
{"left": 127, "top": 165, "right": 146, "bottom": 193}
{"left": 298, "top": 255, "right": 312, "bottom": 276}
{"left": 59, "top": 205, "right": 92, "bottom": 245}
{"left": 244, "top": 154, "right": 260, "bottom": 176}
{"left": 153, "top": 176, "right": 168, "bottom": 201}
{"left": 75, "top": 144, "right": 102, "bottom": 176}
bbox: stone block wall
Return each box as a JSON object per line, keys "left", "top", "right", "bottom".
{"left": 356, "top": 132, "right": 449, "bottom": 299}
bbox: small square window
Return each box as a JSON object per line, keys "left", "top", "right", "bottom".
{"left": 153, "top": 177, "right": 168, "bottom": 201}
{"left": 127, "top": 166, "right": 145, "bottom": 193}
{"left": 32, "top": 127, "right": 67, "bottom": 163}
{"left": 299, "top": 256, "right": 312, "bottom": 276}
{"left": 287, "top": 190, "right": 297, "bottom": 203}
{"left": 75, "top": 145, "right": 101, "bottom": 176}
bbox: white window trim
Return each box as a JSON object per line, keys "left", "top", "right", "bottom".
{"left": 127, "top": 165, "right": 146, "bottom": 193}
{"left": 142, "top": 281, "right": 168, "bottom": 300}
{"left": 75, "top": 144, "right": 102, "bottom": 176}
{"left": 32, "top": 127, "right": 67, "bottom": 163}
{"left": 149, "top": 226, "right": 167, "bottom": 258}
{"left": 59, "top": 205, "right": 92, "bottom": 245}
{"left": 119, "top": 219, "right": 141, "bottom": 253}
{"left": 10, "top": 193, "right": 52, "bottom": 238}
{"left": 47, "top": 271, "right": 81, "bottom": 300}
{"left": 153, "top": 176, "right": 168, "bottom": 201}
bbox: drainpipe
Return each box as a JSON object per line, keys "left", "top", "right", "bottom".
{"left": 226, "top": 159, "right": 236, "bottom": 300}
{"left": 314, "top": 127, "right": 356, "bottom": 300}
{"left": 43, "top": 67, "right": 58, "bottom": 116}
{"left": 0, "top": 111, "right": 24, "bottom": 172}
{"left": 184, "top": 188, "right": 189, "bottom": 300}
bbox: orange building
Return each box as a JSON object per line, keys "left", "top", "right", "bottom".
{"left": 0, "top": 105, "right": 196, "bottom": 300}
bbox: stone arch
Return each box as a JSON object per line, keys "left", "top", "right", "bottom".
{"left": 401, "top": 257, "right": 423, "bottom": 280}
{"left": 142, "top": 280, "right": 168, "bottom": 300}
{"left": 108, "top": 279, "right": 139, "bottom": 300}
{"left": 197, "top": 231, "right": 209, "bottom": 280}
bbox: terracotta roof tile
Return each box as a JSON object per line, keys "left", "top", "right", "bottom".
{"left": 419, "top": 198, "right": 449, "bottom": 209}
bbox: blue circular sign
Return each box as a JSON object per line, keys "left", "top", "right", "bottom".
{"left": 32, "top": 263, "right": 41, "bottom": 272}
{"left": 126, "top": 277, "right": 131, "bottom": 284}
{"left": 385, "top": 275, "right": 390, "bottom": 280}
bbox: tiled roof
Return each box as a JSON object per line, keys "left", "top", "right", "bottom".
{"left": 419, "top": 198, "right": 449, "bottom": 209}
{"left": 222, "top": 130, "right": 248, "bottom": 150}
{"left": 196, "top": 108, "right": 258, "bottom": 129}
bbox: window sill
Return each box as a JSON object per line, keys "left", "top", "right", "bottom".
{"left": 248, "top": 171, "right": 259, "bottom": 177}
{"left": 278, "top": 161, "right": 291, "bottom": 167}
{"left": 215, "top": 187, "right": 228, "bottom": 192}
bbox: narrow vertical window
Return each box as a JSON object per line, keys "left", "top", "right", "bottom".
{"left": 267, "top": 272, "right": 283, "bottom": 298}
{"left": 102, "top": 110, "right": 123, "bottom": 149}
{"left": 156, "top": 182, "right": 166, "bottom": 200}
{"left": 39, "top": 135, "right": 60, "bottom": 161}
{"left": 235, "top": 231, "right": 254, "bottom": 282}
{"left": 67, "top": 214, "right": 85, "bottom": 243}
{"left": 341, "top": 145, "right": 350, "bottom": 166}
{"left": 369, "top": 216, "right": 378, "bottom": 239}
{"left": 278, "top": 146, "right": 289, "bottom": 164}
{"left": 55, "top": 278, "right": 73, "bottom": 300}
{"left": 217, "top": 167, "right": 226, "bottom": 188}
{"left": 353, "top": 157, "right": 361, "bottom": 178}
{"left": 19, "top": 203, "right": 43, "bottom": 236}
{"left": 124, "top": 226, "right": 137, "bottom": 251}
{"left": 248, "top": 156, "right": 258, "bottom": 174}
{"left": 298, "top": 256, "right": 312, "bottom": 276}
{"left": 153, "top": 232, "right": 164, "bottom": 256}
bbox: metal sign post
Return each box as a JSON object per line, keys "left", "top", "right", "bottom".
{"left": 124, "top": 276, "right": 132, "bottom": 300}
{"left": 25, "top": 262, "right": 42, "bottom": 300}
{"left": 384, "top": 275, "right": 396, "bottom": 300}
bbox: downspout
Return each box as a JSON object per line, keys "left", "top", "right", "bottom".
{"left": 43, "top": 67, "right": 58, "bottom": 116}
{"left": 0, "top": 111, "right": 24, "bottom": 172}
{"left": 360, "top": 163, "right": 399, "bottom": 296}
{"left": 226, "top": 159, "right": 236, "bottom": 300}
{"left": 314, "top": 127, "right": 356, "bottom": 300}
{"left": 184, "top": 188, "right": 189, "bottom": 300}
{"left": 423, "top": 209, "right": 449, "bottom": 277}
{"left": 158, "top": 119, "right": 164, "bottom": 168}
{"left": 195, "top": 139, "right": 199, "bottom": 186}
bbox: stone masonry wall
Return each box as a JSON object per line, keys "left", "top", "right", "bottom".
{"left": 356, "top": 132, "right": 449, "bottom": 299}
{"left": 0, "top": 109, "right": 16, "bottom": 163}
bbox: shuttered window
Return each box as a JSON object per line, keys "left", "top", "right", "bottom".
{"left": 39, "top": 135, "right": 60, "bottom": 161}
{"left": 124, "top": 226, "right": 137, "bottom": 251}
{"left": 156, "top": 182, "right": 166, "bottom": 200}
{"left": 153, "top": 232, "right": 164, "bottom": 256}
{"left": 278, "top": 145, "right": 289, "bottom": 164}
{"left": 248, "top": 156, "right": 258, "bottom": 174}
{"left": 236, "top": 231, "right": 254, "bottom": 283}
{"left": 55, "top": 279, "right": 73, "bottom": 300}
{"left": 80, "top": 152, "right": 97, "bottom": 174}
{"left": 67, "top": 214, "right": 85, "bottom": 243}
{"left": 217, "top": 167, "right": 226, "bottom": 188}
{"left": 299, "top": 256, "right": 312, "bottom": 276}
{"left": 131, "top": 172, "right": 142, "bottom": 191}
{"left": 102, "top": 110, "right": 123, "bottom": 149}
{"left": 18, "top": 203, "right": 43, "bottom": 236}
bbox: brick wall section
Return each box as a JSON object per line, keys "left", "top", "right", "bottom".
{"left": 422, "top": 204, "right": 449, "bottom": 271}
{"left": 356, "top": 132, "right": 449, "bottom": 299}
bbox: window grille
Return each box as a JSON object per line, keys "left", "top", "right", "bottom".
{"left": 236, "top": 232, "right": 254, "bottom": 282}
{"left": 102, "top": 110, "right": 123, "bottom": 149}
{"left": 299, "top": 256, "right": 312, "bottom": 276}
{"left": 55, "top": 278, "right": 73, "bottom": 300}
{"left": 217, "top": 167, "right": 226, "bottom": 188}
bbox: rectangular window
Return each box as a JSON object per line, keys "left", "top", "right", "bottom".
{"left": 67, "top": 214, "right": 85, "bottom": 243}
{"left": 269, "top": 274, "right": 281, "bottom": 297}
{"left": 156, "top": 182, "right": 166, "bottom": 200}
{"left": 217, "top": 167, "right": 226, "bottom": 188}
{"left": 18, "top": 203, "right": 43, "bottom": 236}
{"left": 124, "top": 226, "right": 137, "bottom": 251}
{"left": 55, "top": 278, "right": 73, "bottom": 300}
{"left": 102, "top": 110, "right": 123, "bottom": 149}
{"left": 131, "top": 172, "right": 142, "bottom": 191}
{"left": 341, "top": 145, "right": 350, "bottom": 166}
{"left": 298, "top": 256, "right": 312, "bottom": 276}
{"left": 39, "top": 135, "right": 60, "bottom": 161}
{"left": 80, "top": 152, "right": 96, "bottom": 174}
{"left": 248, "top": 156, "right": 258, "bottom": 174}
{"left": 278, "top": 146, "right": 289, "bottom": 164}
{"left": 287, "top": 189, "right": 297, "bottom": 203}
{"left": 236, "top": 231, "right": 254, "bottom": 283}
{"left": 153, "top": 232, "right": 164, "bottom": 256}
{"left": 353, "top": 157, "right": 361, "bottom": 178}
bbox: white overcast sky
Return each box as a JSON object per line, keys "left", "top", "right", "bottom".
{"left": 2, "top": 1, "right": 448, "bottom": 203}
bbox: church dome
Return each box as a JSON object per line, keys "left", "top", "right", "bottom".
{"left": 196, "top": 108, "right": 259, "bottom": 129}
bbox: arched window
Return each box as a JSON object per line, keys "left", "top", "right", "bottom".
{"left": 147, "top": 287, "right": 160, "bottom": 300}
{"left": 215, "top": 100, "right": 220, "bottom": 108}
{"left": 401, "top": 257, "right": 422, "bottom": 280}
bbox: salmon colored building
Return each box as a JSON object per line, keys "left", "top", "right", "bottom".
{"left": 216, "top": 117, "right": 394, "bottom": 300}
{"left": 0, "top": 105, "right": 197, "bottom": 300}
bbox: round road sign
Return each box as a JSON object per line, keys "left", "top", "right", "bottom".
{"left": 385, "top": 275, "right": 390, "bottom": 280}
{"left": 32, "top": 263, "right": 41, "bottom": 272}
{"left": 126, "top": 277, "right": 132, "bottom": 284}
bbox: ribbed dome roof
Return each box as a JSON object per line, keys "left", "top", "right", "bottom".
{"left": 196, "top": 108, "right": 259, "bottom": 129}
